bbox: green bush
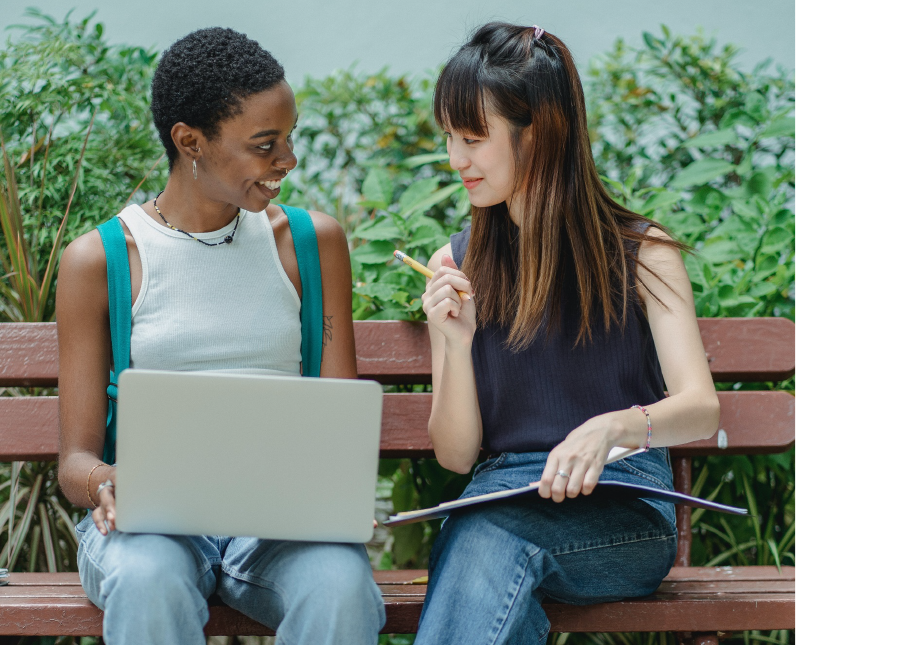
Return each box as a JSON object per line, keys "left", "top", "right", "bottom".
{"left": 0, "top": 8, "right": 164, "bottom": 318}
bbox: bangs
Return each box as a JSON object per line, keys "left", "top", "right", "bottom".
{"left": 433, "top": 51, "right": 490, "bottom": 137}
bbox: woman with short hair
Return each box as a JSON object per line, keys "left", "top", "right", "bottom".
{"left": 56, "top": 27, "right": 384, "bottom": 645}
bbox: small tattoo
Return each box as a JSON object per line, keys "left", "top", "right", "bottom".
{"left": 322, "top": 316, "right": 334, "bottom": 355}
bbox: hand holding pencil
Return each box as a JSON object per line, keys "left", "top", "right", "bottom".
{"left": 396, "top": 249, "right": 476, "bottom": 340}
{"left": 394, "top": 250, "right": 472, "bottom": 301}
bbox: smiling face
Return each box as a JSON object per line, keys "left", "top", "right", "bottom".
{"left": 445, "top": 112, "right": 527, "bottom": 221}
{"left": 195, "top": 81, "right": 298, "bottom": 213}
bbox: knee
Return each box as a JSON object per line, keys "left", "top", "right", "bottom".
{"left": 433, "top": 511, "right": 529, "bottom": 567}
{"left": 98, "top": 534, "right": 207, "bottom": 612}
{"left": 310, "top": 544, "right": 379, "bottom": 605}
{"left": 430, "top": 512, "right": 541, "bottom": 592}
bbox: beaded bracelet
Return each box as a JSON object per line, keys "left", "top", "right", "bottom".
{"left": 630, "top": 405, "right": 652, "bottom": 451}
{"left": 86, "top": 463, "right": 104, "bottom": 509}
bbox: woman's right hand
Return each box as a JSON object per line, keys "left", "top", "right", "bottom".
{"left": 91, "top": 471, "right": 117, "bottom": 536}
{"left": 422, "top": 254, "right": 476, "bottom": 346}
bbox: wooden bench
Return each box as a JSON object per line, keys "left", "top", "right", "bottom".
{"left": 0, "top": 318, "right": 795, "bottom": 642}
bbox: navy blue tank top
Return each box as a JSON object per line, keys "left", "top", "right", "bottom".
{"left": 451, "top": 225, "right": 668, "bottom": 455}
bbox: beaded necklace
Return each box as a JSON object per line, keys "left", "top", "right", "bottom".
{"left": 152, "top": 191, "right": 241, "bottom": 247}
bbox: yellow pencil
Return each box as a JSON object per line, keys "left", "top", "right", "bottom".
{"left": 393, "top": 250, "right": 472, "bottom": 301}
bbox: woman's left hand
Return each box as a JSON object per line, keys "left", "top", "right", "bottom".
{"left": 536, "top": 413, "right": 628, "bottom": 503}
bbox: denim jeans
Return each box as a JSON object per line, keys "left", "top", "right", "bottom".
{"left": 415, "top": 451, "right": 678, "bottom": 645}
{"left": 75, "top": 514, "right": 385, "bottom": 645}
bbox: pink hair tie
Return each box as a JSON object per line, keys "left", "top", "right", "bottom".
{"left": 532, "top": 25, "right": 545, "bottom": 40}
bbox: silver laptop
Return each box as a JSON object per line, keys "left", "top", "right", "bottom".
{"left": 114, "top": 369, "right": 383, "bottom": 543}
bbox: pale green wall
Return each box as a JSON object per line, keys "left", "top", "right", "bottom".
{"left": 1, "top": 0, "right": 793, "bottom": 82}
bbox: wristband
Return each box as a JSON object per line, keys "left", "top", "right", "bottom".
{"left": 630, "top": 405, "right": 652, "bottom": 451}
{"left": 86, "top": 464, "right": 104, "bottom": 509}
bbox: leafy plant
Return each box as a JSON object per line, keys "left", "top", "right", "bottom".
{"left": 348, "top": 156, "right": 469, "bottom": 321}
{"left": 286, "top": 69, "right": 444, "bottom": 236}
{"left": 0, "top": 8, "right": 164, "bottom": 306}
{"left": 0, "top": 111, "right": 95, "bottom": 321}
{"left": 1, "top": 461, "right": 80, "bottom": 574}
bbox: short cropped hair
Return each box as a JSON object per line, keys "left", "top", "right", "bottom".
{"left": 151, "top": 27, "right": 286, "bottom": 168}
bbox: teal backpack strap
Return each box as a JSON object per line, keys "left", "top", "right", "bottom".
{"left": 96, "top": 217, "right": 132, "bottom": 464}
{"left": 280, "top": 205, "right": 323, "bottom": 376}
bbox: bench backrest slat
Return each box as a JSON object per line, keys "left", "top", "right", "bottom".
{"left": 0, "top": 318, "right": 795, "bottom": 462}
{"left": 1, "top": 319, "right": 795, "bottom": 387}
{"left": 0, "top": 390, "right": 793, "bottom": 462}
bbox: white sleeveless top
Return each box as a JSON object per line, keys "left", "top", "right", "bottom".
{"left": 118, "top": 204, "right": 302, "bottom": 376}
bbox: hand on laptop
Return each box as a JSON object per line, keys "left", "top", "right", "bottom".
{"left": 92, "top": 470, "right": 117, "bottom": 536}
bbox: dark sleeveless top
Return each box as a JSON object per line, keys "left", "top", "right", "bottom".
{"left": 451, "top": 225, "right": 668, "bottom": 455}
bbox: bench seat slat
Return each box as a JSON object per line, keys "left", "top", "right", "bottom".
{"left": 0, "top": 567, "right": 795, "bottom": 636}
{"left": 0, "top": 318, "right": 795, "bottom": 387}
{"left": 0, "top": 579, "right": 795, "bottom": 599}
{"left": 7, "top": 566, "right": 795, "bottom": 587}
{"left": 0, "top": 390, "right": 794, "bottom": 461}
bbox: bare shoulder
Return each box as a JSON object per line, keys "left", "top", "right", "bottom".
{"left": 59, "top": 229, "right": 106, "bottom": 281}
{"left": 636, "top": 225, "right": 693, "bottom": 309}
{"left": 308, "top": 210, "right": 346, "bottom": 247}
{"left": 428, "top": 243, "right": 455, "bottom": 271}
{"left": 267, "top": 205, "right": 344, "bottom": 246}
{"left": 638, "top": 226, "right": 683, "bottom": 271}
{"left": 57, "top": 229, "right": 110, "bottom": 328}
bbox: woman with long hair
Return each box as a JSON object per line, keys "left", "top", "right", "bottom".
{"left": 416, "top": 22, "right": 720, "bottom": 643}
{"left": 55, "top": 27, "right": 384, "bottom": 644}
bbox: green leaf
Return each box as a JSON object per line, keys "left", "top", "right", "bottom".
{"left": 391, "top": 468, "right": 415, "bottom": 511}
{"left": 749, "top": 281, "right": 778, "bottom": 298}
{"left": 401, "top": 182, "right": 464, "bottom": 217}
{"left": 392, "top": 522, "right": 424, "bottom": 565}
{"left": 665, "top": 210, "right": 708, "bottom": 237}
{"left": 761, "top": 116, "right": 795, "bottom": 139}
{"left": 668, "top": 159, "right": 736, "bottom": 189}
{"left": 746, "top": 171, "right": 773, "bottom": 199}
{"left": 367, "top": 308, "right": 412, "bottom": 320}
{"left": 699, "top": 239, "right": 744, "bottom": 264}
{"left": 719, "top": 108, "right": 756, "bottom": 129}
{"left": 361, "top": 167, "right": 393, "bottom": 209}
{"left": 717, "top": 284, "right": 756, "bottom": 308}
{"left": 681, "top": 129, "right": 738, "bottom": 149}
{"left": 353, "top": 282, "right": 403, "bottom": 300}
{"left": 352, "top": 216, "right": 402, "bottom": 242}
{"left": 398, "top": 178, "right": 439, "bottom": 214}
{"left": 709, "top": 213, "right": 757, "bottom": 240}
{"left": 350, "top": 240, "right": 396, "bottom": 265}
{"left": 743, "top": 91, "right": 769, "bottom": 122}
{"left": 642, "top": 32, "right": 662, "bottom": 52}
{"left": 377, "top": 459, "right": 399, "bottom": 478}
{"left": 641, "top": 190, "right": 682, "bottom": 215}
{"left": 401, "top": 153, "right": 450, "bottom": 169}
{"left": 760, "top": 226, "right": 793, "bottom": 253}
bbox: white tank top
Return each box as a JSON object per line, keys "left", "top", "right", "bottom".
{"left": 118, "top": 204, "right": 302, "bottom": 376}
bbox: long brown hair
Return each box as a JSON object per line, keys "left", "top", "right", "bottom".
{"left": 434, "top": 22, "right": 688, "bottom": 350}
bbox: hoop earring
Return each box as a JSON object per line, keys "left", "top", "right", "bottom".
{"left": 193, "top": 158, "right": 198, "bottom": 180}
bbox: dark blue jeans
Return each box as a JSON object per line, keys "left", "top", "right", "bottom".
{"left": 415, "top": 451, "right": 678, "bottom": 645}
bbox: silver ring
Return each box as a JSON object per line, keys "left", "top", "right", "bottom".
{"left": 96, "top": 479, "right": 114, "bottom": 497}
{"left": 556, "top": 470, "right": 570, "bottom": 478}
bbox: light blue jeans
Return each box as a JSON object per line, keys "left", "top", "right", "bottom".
{"left": 75, "top": 515, "right": 385, "bottom": 645}
{"left": 415, "top": 451, "right": 678, "bottom": 645}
